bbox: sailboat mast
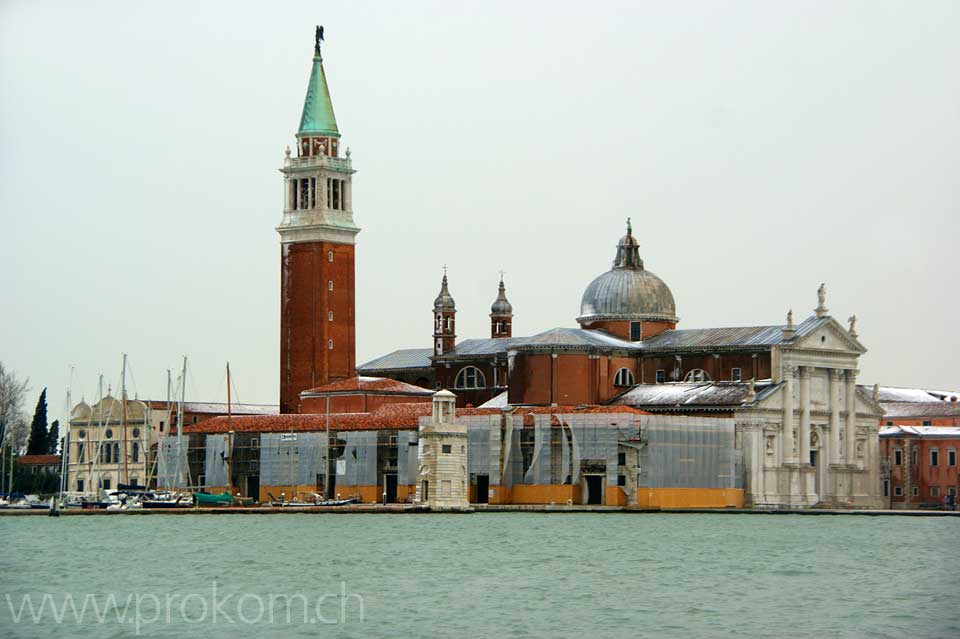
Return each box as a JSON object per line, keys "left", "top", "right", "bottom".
{"left": 177, "top": 356, "right": 187, "bottom": 488}
{"left": 226, "top": 362, "right": 232, "bottom": 494}
{"left": 121, "top": 353, "right": 128, "bottom": 485}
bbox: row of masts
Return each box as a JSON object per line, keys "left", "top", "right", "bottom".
{"left": 57, "top": 354, "right": 219, "bottom": 499}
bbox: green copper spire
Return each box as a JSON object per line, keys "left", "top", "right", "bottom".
{"left": 298, "top": 48, "right": 339, "bottom": 137}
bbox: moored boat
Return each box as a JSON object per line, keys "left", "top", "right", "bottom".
{"left": 193, "top": 492, "right": 234, "bottom": 506}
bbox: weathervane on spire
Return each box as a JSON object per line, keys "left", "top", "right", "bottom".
{"left": 315, "top": 25, "right": 324, "bottom": 56}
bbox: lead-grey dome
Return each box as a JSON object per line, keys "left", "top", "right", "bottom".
{"left": 433, "top": 274, "right": 456, "bottom": 311}
{"left": 578, "top": 221, "right": 678, "bottom": 324}
{"left": 490, "top": 277, "right": 513, "bottom": 316}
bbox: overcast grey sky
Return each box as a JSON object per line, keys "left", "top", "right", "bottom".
{"left": 2, "top": 1, "right": 958, "bottom": 420}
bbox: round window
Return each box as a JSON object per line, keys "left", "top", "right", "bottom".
{"left": 104, "top": 428, "right": 113, "bottom": 439}
{"left": 78, "top": 430, "right": 86, "bottom": 439}
{"left": 132, "top": 428, "right": 141, "bottom": 438}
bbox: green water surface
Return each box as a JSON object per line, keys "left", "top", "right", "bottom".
{"left": 0, "top": 513, "right": 956, "bottom": 638}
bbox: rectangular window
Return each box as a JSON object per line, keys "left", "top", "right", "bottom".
{"left": 617, "top": 452, "right": 626, "bottom": 466}
{"left": 882, "top": 480, "right": 889, "bottom": 497}
{"left": 77, "top": 479, "right": 84, "bottom": 493}
{"left": 159, "top": 421, "right": 164, "bottom": 433}
{"left": 76, "top": 441, "right": 85, "bottom": 463}
{"left": 894, "top": 485, "right": 902, "bottom": 497}
{"left": 328, "top": 280, "right": 334, "bottom": 291}
{"left": 931, "top": 486, "right": 940, "bottom": 498}
{"left": 949, "top": 487, "right": 957, "bottom": 497}
{"left": 731, "top": 368, "right": 742, "bottom": 382}
{"left": 912, "top": 486, "right": 919, "bottom": 497}
{"left": 442, "top": 444, "right": 452, "bottom": 454}
{"left": 326, "top": 178, "right": 332, "bottom": 208}
{"left": 630, "top": 322, "right": 642, "bottom": 341}
{"left": 922, "top": 420, "right": 931, "bottom": 426}
{"left": 617, "top": 474, "right": 626, "bottom": 487}
{"left": 132, "top": 442, "right": 139, "bottom": 463}
{"left": 885, "top": 421, "right": 893, "bottom": 426}
{"left": 894, "top": 448, "right": 902, "bottom": 466}
{"left": 103, "top": 478, "right": 111, "bottom": 490}
{"left": 948, "top": 449, "right": 956, "bottom": 467}
{"left": 930, "top": 449, "right": 939, "bottom": 467}
{"left": 655, "top": 369, "right": 666, "bottom": 384}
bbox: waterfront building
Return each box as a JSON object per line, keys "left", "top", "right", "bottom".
{"left": 415, "top": 390, "right": 469, "bottom": 510}
{"left": 362, "top": 227, "right": 884, "bottom": 508}
{"left": 67, "top": 394, "right": 150, "bottom": 493}
{"left": 879, "top": 426, "right": 959, "bottom": 508}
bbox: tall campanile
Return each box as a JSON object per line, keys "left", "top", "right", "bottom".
{"left": 277, "top": 29, "right": 359, "bottom": 414}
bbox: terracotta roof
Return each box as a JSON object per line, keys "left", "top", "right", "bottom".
{"left": 300, "top": 376, "right": 433, "bottom": 396}
{"left": 16, "top": 455, "right": 61, "bottom": 465}
{"left": 184, "top": 402, "right": 434, "bottom": 433}
{"left": 183, "top": 402, "right": 646, "bottom": 434}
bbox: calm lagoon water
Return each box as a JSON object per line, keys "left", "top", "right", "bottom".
{"left": 0, "top": 513, "right": 956, "bottom": 638}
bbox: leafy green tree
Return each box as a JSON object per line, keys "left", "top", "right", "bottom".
{"left": 26, "top": 388, "right": 48, "bottom": 455}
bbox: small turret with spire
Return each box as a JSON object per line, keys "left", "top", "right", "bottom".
{"left": 490, "top": 272, "right": 514, "bottom": 339}
{"left": 433, "top": 268, "right": 456, "bottom": 355}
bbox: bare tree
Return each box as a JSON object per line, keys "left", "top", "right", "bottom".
{"left": 0, "top": 362, "right": 30, "bottom": 454}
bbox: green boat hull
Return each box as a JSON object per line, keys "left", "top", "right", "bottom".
{"left": 193, "top": 492, "right": 234, "bottom": 506}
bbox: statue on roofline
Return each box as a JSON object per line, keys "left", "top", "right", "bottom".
{"left": 315, "top": 25, "right": 324, "bottom": 55}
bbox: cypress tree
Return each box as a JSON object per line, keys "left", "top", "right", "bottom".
{"left": 47, "top": 420, "right": 60, "bottom": 455}
{"left": 26, "top": 388, "right": 48, "bottom": 455}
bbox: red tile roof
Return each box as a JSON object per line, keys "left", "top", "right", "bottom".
{"left": 300, "top": 376, "right": 433, "bottom": 396}
{"left": 16, "top": 455, "right": 61, "bottom": 465}
{"left": 184, "top": 402, "right": 647, "bottom": 435}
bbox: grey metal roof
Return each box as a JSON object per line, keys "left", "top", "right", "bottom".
{"left": 641, "top": 316, "right": 827, "bottom": 351}
{"left": 511, "top": 327, "right": 641, "bottom": 350}
{"left": 358, "top": 348, "right": 433, "bottom": 371}
{"left": 609, "top": 381, "right": 780, "bottom": 409}
{"left": 430, "top": 327, "right": 643, "bottom": 361}
{"left": 879, "top": 402, "right": 960, "bottom": 419}
{"left": 869, "top": 386, "right": 960, "bottom": 403}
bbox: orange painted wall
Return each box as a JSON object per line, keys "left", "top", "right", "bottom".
{"left": 605, "top": 486, "right": 627, "bottom": 506}
{"left": 511, "top": 484, "right": 579, "bottom": 504}
{"left": 633, "top": 488, "right": 744, "bottom": 509}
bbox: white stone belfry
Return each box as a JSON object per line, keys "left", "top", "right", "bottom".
{"left": 415, "top": 390, "right": 470, "bottom": 510}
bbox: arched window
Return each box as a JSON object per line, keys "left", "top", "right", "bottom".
{"left": 328, "top": 251, "right": 334, "bottom": 262}
{"left": 328, "top": 311, "right": 334, "bottom": 322}
{"left": 614, "top": 368, "right": 635, "bottom": 387}
{"left": 454, "top": 366, "right": 486, "bottom": 390}
{"left": 683, "top": 369, "right": 712, "bottom": 382}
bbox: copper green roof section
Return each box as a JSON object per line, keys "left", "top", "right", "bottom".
{"left": 298, "top": 54, "right": 339, "bottom": 137}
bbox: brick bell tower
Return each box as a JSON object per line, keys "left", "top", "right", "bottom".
{"left": 433, "top": 270, "right": 456, "bottom": 356}
{"left": 278, "top": 27, "right": 359, "bottom": 414}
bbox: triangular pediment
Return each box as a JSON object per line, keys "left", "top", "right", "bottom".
{"left": 789, "top": 317, "right": 866, "bottom": 354}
